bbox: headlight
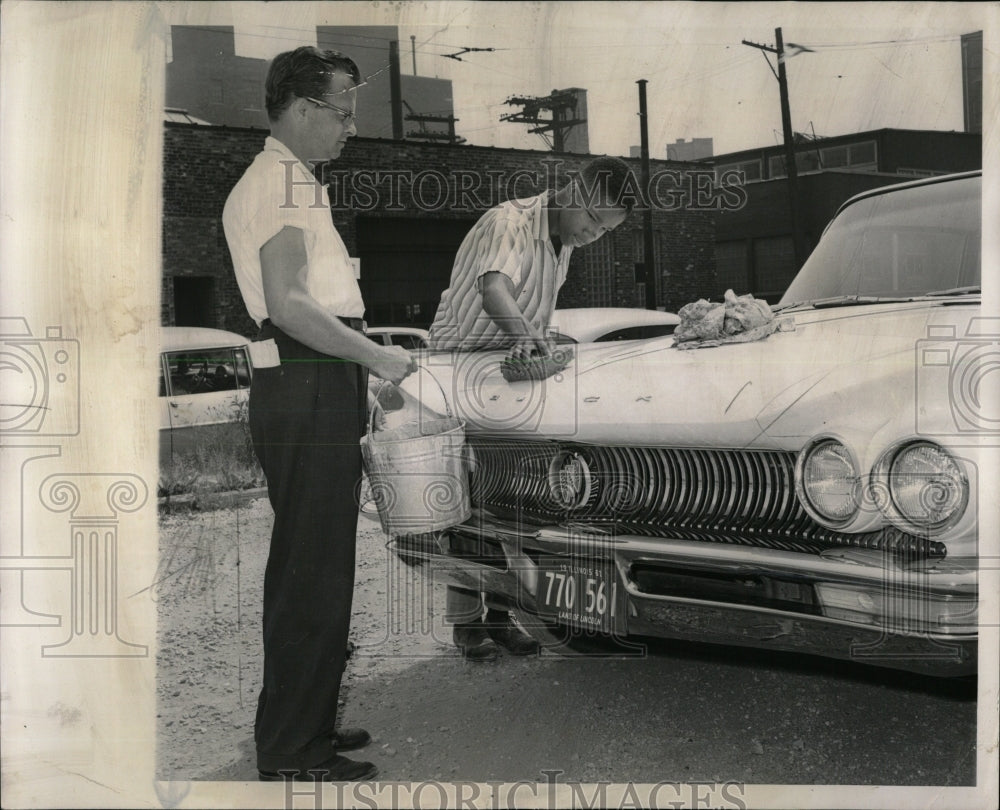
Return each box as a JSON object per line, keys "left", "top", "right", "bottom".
{"left": 873, "top": 441, "right": 969, "bottom": 533}
{"left": 795, "top": 439, "right": 860, "bottom": 526}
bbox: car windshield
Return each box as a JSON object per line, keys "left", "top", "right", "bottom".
{"left": 778, "top": 176, "right": 981, "bottom": 309}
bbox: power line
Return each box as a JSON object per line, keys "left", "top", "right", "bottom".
{"left": 794, "top": 32, "right": 967, "bottom": 50}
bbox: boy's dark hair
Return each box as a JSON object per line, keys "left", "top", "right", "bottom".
{"left": 578, "top": 156, "right": 637, "bottom": 212}
{"left": 265, "top": 47, "right": 362, "bottom": 122}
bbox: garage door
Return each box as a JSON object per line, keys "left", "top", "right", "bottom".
{"left": 357, "top": 217, "right": 477, "bottom": 328}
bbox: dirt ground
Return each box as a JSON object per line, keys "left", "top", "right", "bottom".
{"left": 156, "top": 496, "right": 457, "bottom": 780}
{"left": 156, "top": 496, "right": 978, "bottom": 787}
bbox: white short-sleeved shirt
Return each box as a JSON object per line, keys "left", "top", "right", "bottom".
{"left": 222, "top": 136, "right": 364, "bottom": 326}
{"left": 427, "top": 192, "right": 573, "bottom": 350}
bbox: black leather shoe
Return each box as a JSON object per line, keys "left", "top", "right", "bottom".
{"left": 453, "top": 621, "right": 499, "bottom": 662}
{"left": 330, "top": 727, "right": 371, "bottom": 751}
{"left": 258, "top": 754, "right": 378, "bottom": 782}
{"left": 486, "top": 615, "right": 541, "bottom": 656}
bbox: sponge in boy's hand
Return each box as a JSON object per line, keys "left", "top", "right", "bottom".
{"left": 500, "top": 346, "right": 574, "bottom": 382}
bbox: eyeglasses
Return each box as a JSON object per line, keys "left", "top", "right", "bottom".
{"left": 305, "top": 97, "right": 357, "bottom": 125}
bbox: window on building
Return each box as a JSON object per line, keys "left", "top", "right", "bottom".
{"left": 582, "top": 235, "right": 615, "bottom": 305}
{"left": 770, "top": 153, "right": 823, "bottom": 176}
{"left": 897, "top": 167, "right": 946, "bottom": 178}
{"left": 821, "top": 146, "right": 848, "bottom": 168}
{"left": 714, "top": 241, "right": 750, "bottom": 295}
{"left": 753, "top": 236, "right": 796, "bottom": 300}
{"left": 173, "top": 276, "right": 215, "bottom": 327}
{"left": 848, "top": 141, "right": 876, "bottom": 167}
{"left": 770, "top": 140, "right": 878, "bottom": 178}
{"left": 716, "top": 160, "right": 762, "bottom": 183}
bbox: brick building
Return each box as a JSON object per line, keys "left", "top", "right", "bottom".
{"left": 699, "top": 128, "right": 981, "bottom": 300}
{"left": 162, "top": 122, "right": 719, "bottom": 337}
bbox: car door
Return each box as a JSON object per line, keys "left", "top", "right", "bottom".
{"left": 161, "top": 345, "right": 251, "bottom": 460}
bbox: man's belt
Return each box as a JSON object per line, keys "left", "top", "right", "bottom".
{"left": 261, "top": 317, "right": 366, "bottom": 332}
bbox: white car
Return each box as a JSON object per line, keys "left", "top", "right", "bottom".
{"left": 365, "top": 325, "right": 430, "bottom": 350}
{"left": 548, "top": 307, "right": 679, "bottom": 343}
{"left": 159, "top": 326, "right": 252, "bottom": 464}
{"left": 385, "top": 172, "right": 985, "bottom": 677}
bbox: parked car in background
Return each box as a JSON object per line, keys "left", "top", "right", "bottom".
{"left": 159, "top": 326, "right": 252, "bottom": 466}
{"left": 548, "top": 307, "right": 679, "bottom": 343}
{"left": 366, "top": 325, "right": 430, "bottom": 351}
{"left": 365, "top": 310, "right": 679, "bottom": 352}
{"left": 386, "top": 172, "right": 984, "bottom": 677}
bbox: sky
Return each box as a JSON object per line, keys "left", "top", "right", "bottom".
{"left": 166, "top": 1, "right": 990, "bottom": 157}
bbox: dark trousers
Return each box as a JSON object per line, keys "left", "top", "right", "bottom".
{"left": 249, "top": 322, "right": 368, "bottom": 772}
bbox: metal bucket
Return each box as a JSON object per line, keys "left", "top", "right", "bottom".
{"left": 360, "top": 368, "right": 471, "bottom": 537}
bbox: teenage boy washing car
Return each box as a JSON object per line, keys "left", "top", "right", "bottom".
{"left": 427, "top": 156, "right": 635, "bottom": 660}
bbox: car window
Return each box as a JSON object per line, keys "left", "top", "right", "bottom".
{"left": 781, "top": 177, "right": 981, "bottom": 304}
{"left": 163, "top": 348, "right": 246, "bottom": 396}
{"left": 390, "top": 333, "right": 427, "bottom": 350}
{"left": 594, "top": 324, "right": 677, "bottom": 342}
{"left": 367, "top": 334, "right": 387, "bottom": 346}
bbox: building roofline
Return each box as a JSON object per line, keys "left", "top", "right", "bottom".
{"left": 162, "top": 120, "right": 708, "bottom": 166}
{"left": 701, "top": 127, "right": 980, "bottom": 164}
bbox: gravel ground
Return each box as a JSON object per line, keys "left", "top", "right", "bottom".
{"left": 156, "top": 497, "right": 978, "bottom": 787}
{"left": 156, "top": 496, "right": 453, "bottom": 780}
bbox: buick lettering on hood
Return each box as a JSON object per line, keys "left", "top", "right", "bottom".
{"left": 385, "top": 172, "right": 987, "bottom": 676}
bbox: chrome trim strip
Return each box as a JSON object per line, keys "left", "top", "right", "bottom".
{"left": 447, "top": 512, "right": 975, "bottom": 593}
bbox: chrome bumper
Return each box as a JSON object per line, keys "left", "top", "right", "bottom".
{"left": 388, "top": 511, "right": 978, "bottom": 677}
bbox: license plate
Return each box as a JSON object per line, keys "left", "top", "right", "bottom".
{"left": 536, "top": 555, "right": 620, "bottom": 634}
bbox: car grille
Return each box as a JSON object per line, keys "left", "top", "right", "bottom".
{"left": 467, "top": 438, "right": 945, "bottom": 558}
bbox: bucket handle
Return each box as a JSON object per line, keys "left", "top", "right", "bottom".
{"left": 368, "top": 363, "right": 454, "bottom": 440}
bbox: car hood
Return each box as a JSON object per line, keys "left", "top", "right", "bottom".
{"left": 409, "top": 301, "right": 978, "bottom": 455}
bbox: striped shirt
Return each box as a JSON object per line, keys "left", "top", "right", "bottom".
{"left": 428, "top": 192, "right": 573, "bottom": 350}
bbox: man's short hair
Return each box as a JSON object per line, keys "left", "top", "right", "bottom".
{"left": 265, "top": 46, "right": 362, "bottom": 122}
{"left": 578, "top": 156, "right": 637, "bottom": 212}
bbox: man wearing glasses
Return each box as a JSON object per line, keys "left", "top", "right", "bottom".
{"left": 223, "top": 47, "right": 416, "bottom": 782}
{"left": 427, "top": 156, "right": 635, "bottom": 660}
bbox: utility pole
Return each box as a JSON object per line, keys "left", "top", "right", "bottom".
{"left": 410, "top": 35, "right": 417, "bottom": 75}
{"left": 500, "top": 90, "right": 586, "bottom": 151}
{"left": 637, "top": 79, "right": 657, "bottom": 310}
{"left": 741, "top": 27, "right": 806, "bottom": 269}
{"left": 403, "top": 101, "right": 467, "bottom": 145}
{"left": 389, "top": 40, "right": 404, "bottom": 140}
